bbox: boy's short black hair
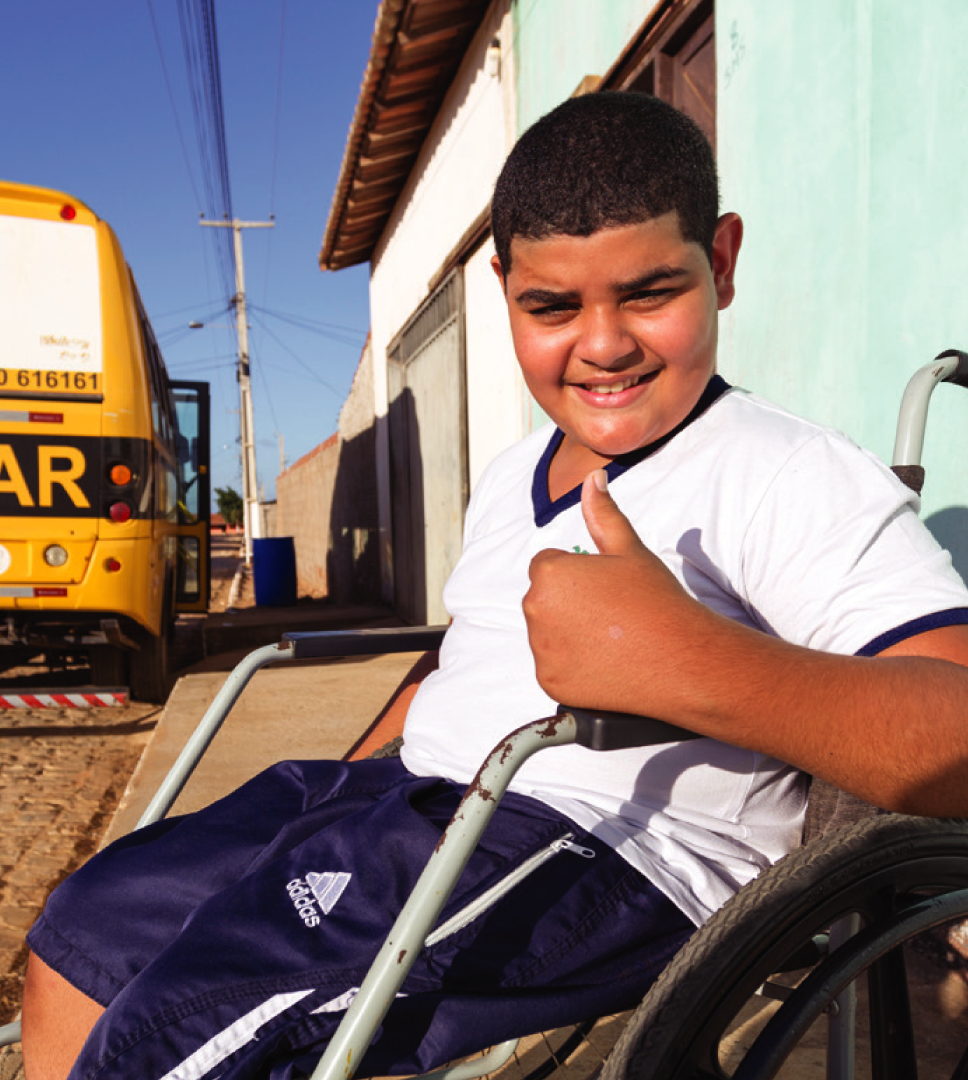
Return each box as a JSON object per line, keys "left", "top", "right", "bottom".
{"left": 491, "top": 91, "right": 720, "bottom": 271}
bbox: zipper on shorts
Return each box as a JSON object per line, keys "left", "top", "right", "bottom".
{"left": 424, "top": 832, "right": 595, "bottom": 948}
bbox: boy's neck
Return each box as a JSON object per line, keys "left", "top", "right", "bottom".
{"left": 547, "top": 438, "right": 612, "bottom": 502}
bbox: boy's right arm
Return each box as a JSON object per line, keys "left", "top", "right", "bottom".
{"left": 345, "top": 650, "right": 440, "bottom": 761}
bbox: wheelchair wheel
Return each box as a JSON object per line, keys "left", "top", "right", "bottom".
{"left": 600, "top": 814, "right": 968, "bottom": 1080}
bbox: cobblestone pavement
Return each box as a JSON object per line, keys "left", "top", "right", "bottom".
{"left": 0, "top": 535, "right": 244, "bottom": 1024}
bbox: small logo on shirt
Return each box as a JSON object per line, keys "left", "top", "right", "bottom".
{"left": 287, "top": 871, "right": 351, "bottom": 929}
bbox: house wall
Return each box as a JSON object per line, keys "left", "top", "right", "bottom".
{"left": 513, "top": 0, "right": 659, "bottom": 128}
{"left": 368, "top": 0, "right": 517, "bottom": 601}
{"left": 464, "top": 238, "right": 526, "bottom": 488}
{"left": 715, "top": 0, "right": 968, "bottom": 575}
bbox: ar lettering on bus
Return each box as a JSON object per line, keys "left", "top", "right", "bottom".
{"left": 0, "top": 444, "right": 90, "bottom": 508}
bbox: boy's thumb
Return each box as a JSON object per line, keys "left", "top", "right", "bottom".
{"left": 581, "top": 471, "right": 646, "bottom": 556}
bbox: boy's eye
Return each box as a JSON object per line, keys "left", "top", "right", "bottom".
{"left": 527, "top": 302, "right": 578, "bottom": 319}
{"left": 626, "top": 288, "right": 674, "bottom": 306}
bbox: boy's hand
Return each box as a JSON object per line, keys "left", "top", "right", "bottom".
{"left": 523, "top": 470, "right": 704, "bottom": 716}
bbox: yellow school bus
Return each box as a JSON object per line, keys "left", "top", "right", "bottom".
{"left": 0, "top": 181, "right": 210, "bottom": 700}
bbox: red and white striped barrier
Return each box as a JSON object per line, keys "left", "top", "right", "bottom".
{"left": 0, "top": 687, "right": 129, "bottom": 709}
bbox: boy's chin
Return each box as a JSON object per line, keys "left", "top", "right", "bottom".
{"left": 561, "top": 430, "right": 653, "bottom": 464}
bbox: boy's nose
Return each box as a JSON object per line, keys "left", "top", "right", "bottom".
{"left": 576, "top": 311, "right": 636, "bottom": 368}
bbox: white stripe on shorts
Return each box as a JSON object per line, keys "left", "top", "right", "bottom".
{"left": 157, "top": 988, "right": 315, "bottom": 1080}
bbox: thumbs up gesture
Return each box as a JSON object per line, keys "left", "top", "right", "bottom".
{"left": 523, "top": 470, "right": 701, "bottom": 717}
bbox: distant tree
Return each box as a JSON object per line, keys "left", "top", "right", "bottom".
{"left": 215, "top": 485, "right": 244, "bottom": 527}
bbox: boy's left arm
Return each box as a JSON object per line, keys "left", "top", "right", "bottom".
{"left": 523, "top": 473, "right": 968, "bottom": 816}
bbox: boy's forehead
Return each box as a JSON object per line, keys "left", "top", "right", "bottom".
{"left": 504, "top": 213, "right": 698, "bottom": 283}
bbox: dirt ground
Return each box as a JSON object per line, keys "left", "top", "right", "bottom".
{"left": 0, "top": 534, "right": 244, "bottom": 1024}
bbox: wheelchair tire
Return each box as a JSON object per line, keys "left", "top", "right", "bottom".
{"left": 600, "top": 813, "right": 968, "bottom": 1080}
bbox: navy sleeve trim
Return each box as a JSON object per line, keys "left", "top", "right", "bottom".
{"left": 856, "top": 608, "right": 968, "bottom": 656}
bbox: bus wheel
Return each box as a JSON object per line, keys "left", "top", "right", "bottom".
{"left": 130, "top": 621, "right": 174, "bottom": 703}
{"left": 89, "top": 645, "right": 128, "bottom": 687}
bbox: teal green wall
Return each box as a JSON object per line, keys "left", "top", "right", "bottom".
{"left": 716, "top": 0, "right": 968, "bottom": 574}
{"left": 512, "top": 0, "right": 645, "bottom": 130}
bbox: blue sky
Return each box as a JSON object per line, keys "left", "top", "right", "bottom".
{"left": 2, "top": 1, "right": 378, "bottom": 506}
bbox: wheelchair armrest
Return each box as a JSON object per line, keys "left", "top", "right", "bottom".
{"left": 559, "top": 704, "right": 701, "bottom": 751}
{"left": 283, "top": 625, "right": 448, "bottom": 659}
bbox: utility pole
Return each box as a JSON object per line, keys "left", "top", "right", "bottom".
{"left": 200, "top": 216, "right": 274, "bottom": 564}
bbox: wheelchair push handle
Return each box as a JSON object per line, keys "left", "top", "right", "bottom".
{"left": 936, "top": 347, "right": 968, "bottom": 388}
{"left": 560, "top": 704, "right": 701, "bottom": 750}
{"left": 891, "top": 348, "right": 968, "bottom": 493}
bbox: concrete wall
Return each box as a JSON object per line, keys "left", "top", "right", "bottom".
{"left": 275, "top": 339, "right": 381, "bottom": 602}
{"left": 276, "top": 433, "right": 338, "bottom": 598}
{"left": 716, "top": 0, "right": 968, "bottom": 577}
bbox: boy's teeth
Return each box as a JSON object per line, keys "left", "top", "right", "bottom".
{"left": 586, "top": 375, "right": 641, "bottom": 394}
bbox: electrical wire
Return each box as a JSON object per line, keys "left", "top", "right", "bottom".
{"left": 177, "top": 0, "right": 236, "bottom": 302}
{"left": 145, "top": 0, "right": 204, "bottom": 211}
{"left": 247, "top": 310, "right": 346, "bottom": 397}
{"left": 261, "top": 0, "right": 287, "bottom": 310}
{"left": 246, "top": 302, "right": 367, "bottom": 347}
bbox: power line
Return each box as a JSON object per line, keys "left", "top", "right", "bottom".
{"left": 260, "top": 0, "right": 287, "bottom": 311}
{"left": 246, "top": 302, "right": 367, "bottom": 347}
{"left": 177, "top": 0, "right": 236, "bottom": 302}
{"left": 247, "top": 310, "right": 346, "bottom": 397}
{"left": 145, "top": 0, "right": 203, "bottom": 210}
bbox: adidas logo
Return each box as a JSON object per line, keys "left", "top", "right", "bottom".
{"left": 287, "top": 871, "right": 351, "bottom": 929}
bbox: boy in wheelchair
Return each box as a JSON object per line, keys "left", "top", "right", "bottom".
{"left": 22, "top": 92, "right": 968, "bottom": 1080}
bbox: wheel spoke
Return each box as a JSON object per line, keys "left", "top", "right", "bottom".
{"left": 867, "top": 947, "right": 917, "bottom": 1080}
{"left": 949, "top": 1038, "right": 968, "bottom": 1080}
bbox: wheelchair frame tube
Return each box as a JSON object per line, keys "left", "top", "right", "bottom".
{"left": 309, "top": 713, "right": 579, "bottom": 1080}
{"left": 134, "top": 641, "right": 295, "bottom": 829}
{"left": 893, "top": 350, "right": 968, "bottom": 468}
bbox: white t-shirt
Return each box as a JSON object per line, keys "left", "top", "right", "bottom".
{"left": 401, "top": 381, "right": 968, "bottom": 924}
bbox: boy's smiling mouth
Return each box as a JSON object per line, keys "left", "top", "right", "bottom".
{"left": 579, "top": 370, "right": 658, "bottom": 396}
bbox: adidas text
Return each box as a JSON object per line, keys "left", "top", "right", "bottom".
{"left": 287, "top": 879, "right": 321, "bottom": 927}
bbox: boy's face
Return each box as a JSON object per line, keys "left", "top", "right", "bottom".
{"left": 492, "top": 212, "right": 742, "bottom": 477}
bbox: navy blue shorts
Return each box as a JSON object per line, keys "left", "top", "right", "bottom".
{"left": 29, "top": 757, "right": 693, "bottom": 1080}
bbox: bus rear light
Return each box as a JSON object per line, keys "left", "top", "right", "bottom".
{"left": 104, "top": 558, "right": 122, "bottom": 573}
{"left": 109, "top": 463, "right": 133, "bottom": 486}
{"left": 108, "top": 501, "right": 132, "bottom": 524}
{"left": 44, "top": 544, "right": 69, "bottom": 567}
{"left": 60, "top": 204, "right": 77, "bottom": 221}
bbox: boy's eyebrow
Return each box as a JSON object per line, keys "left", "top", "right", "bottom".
{"left": 613, "top": 265, "right": 689, "bottom": 293}
{"left": 512, "top": 266, "right": 688, "bottom": 307}
{"left": 513, "top": 286, "right": 581, "bottom": 306}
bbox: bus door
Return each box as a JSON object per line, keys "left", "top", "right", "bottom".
{"left": 171, "top": 380, "right": 211, "bottom": 613}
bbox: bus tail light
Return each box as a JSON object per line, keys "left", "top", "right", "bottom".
{"left": 104, "top": 557, "right": 122, "bottom": 573}
{"left": 109, "top": 463, "right": 133, "bottom": 486}
{"left": 108, "top": 501, "right": 132, "bottom": 524}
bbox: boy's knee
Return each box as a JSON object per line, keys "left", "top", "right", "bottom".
{"left": 22, "top": 951, "right": 104, "bottom": 1080}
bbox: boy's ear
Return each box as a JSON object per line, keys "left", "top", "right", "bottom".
{"left": 490, "top": 253, "right": 508, "bottom": 293}
{"left": 711, "top": 213, "right": 743, "bottom": 310}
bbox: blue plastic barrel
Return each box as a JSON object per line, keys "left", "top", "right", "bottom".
{"left": 252, "top": 537, "right": 298, "bottom": 607}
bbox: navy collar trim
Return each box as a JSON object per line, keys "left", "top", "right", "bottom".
{"left": 531, "top": 374, "right": 731, "bottom": 527}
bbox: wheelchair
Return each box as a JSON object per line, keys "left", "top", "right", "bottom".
{"left": 2, "top": 351, "right": 967, "bottom": 1080}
